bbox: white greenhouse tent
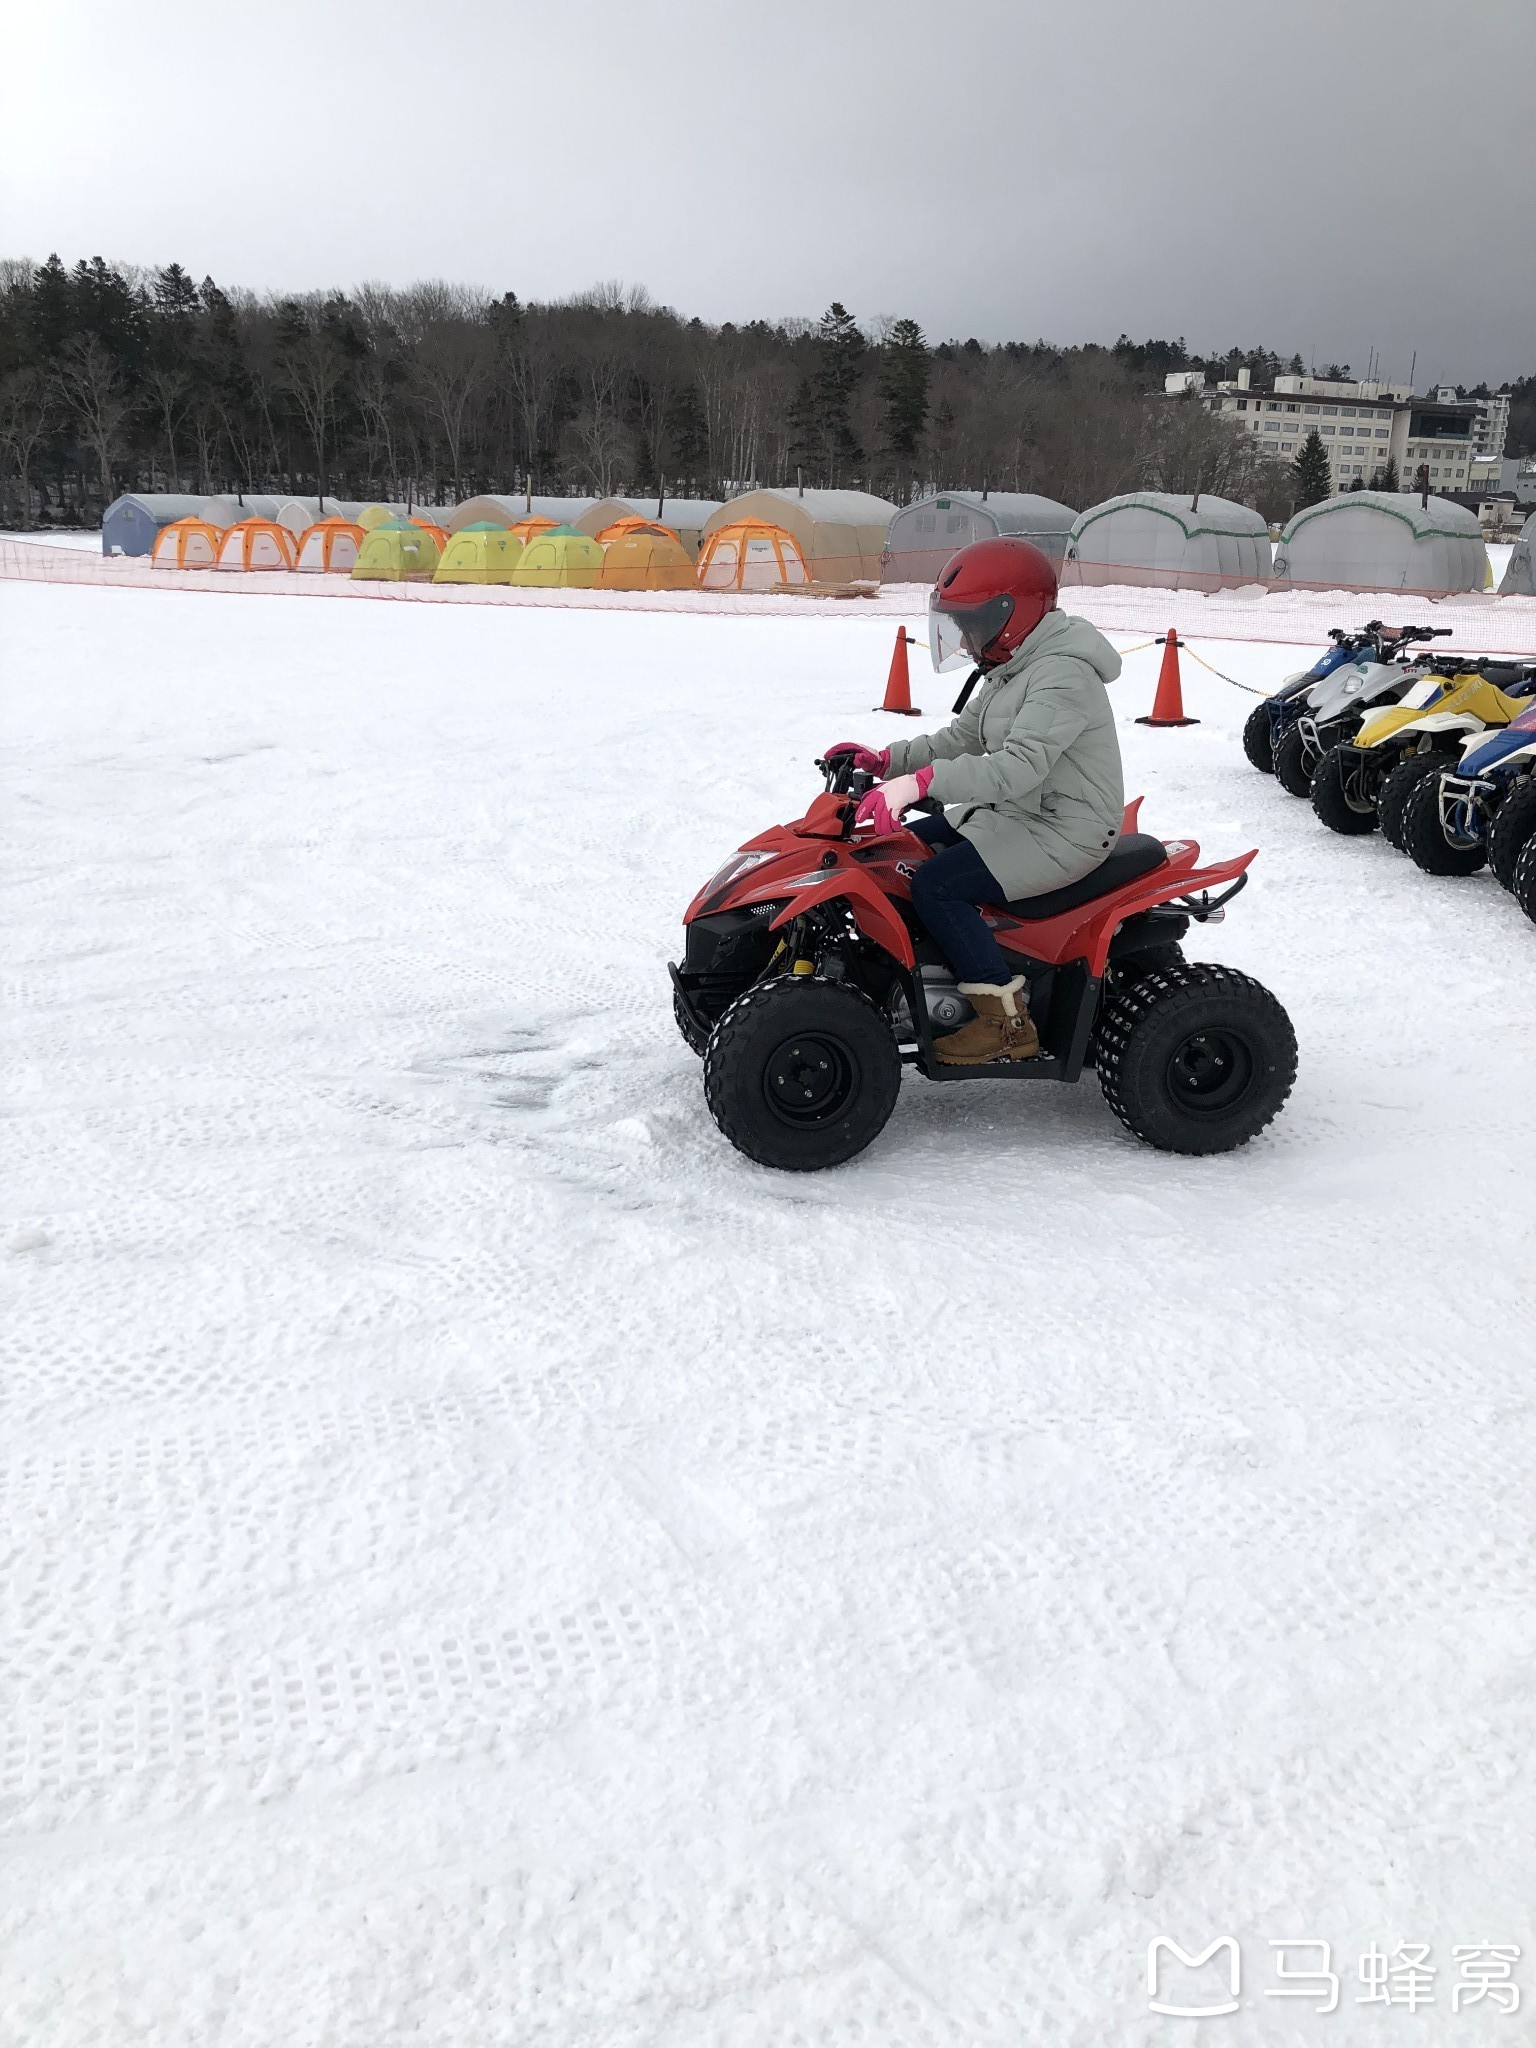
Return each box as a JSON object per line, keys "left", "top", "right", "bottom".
{"left": 446, "top": 495, "right": 598, "bottom": 535}
{"left": 882, "top": 492, "right": 1078, "bottom": 584}
{"left": 1498, "top": 511, "right": 1536, "bottom": 596}
{"left": 1062, "top": 492, "right": 1271, "bottom": 591}
{"left": 1272, "top": 492, "right": 1486, "bottom": 595}
{"left": 702, "top": 489, "right": 896, "bottom": 585}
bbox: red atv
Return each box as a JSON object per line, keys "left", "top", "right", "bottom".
{"left": 671, "top": 755, "right": 1298, "bottom": 1170}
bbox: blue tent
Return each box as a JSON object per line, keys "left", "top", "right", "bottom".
{"left": 102, "top": 494, "right": 208, "bottom": 557}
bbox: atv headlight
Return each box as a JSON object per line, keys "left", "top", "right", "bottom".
{"left": 702, "top": 849, "right": 778, "bottom": 898}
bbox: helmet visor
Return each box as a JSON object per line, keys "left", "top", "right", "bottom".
{"left": 927, "top": 589, "right": 1014, "bottom": 672}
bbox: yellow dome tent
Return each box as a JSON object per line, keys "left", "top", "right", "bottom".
{"left": 214, "top": 519, "right": 298, "bottom": 571}
{"left": 696, "top": 518, "right": 810, "bottom": 591}
{"left": 150, "top": 517, "right": 222, "bottom": 569}
{"left": 351, "top": 521, "right": 442, "bottom": 581}
{"left": 356, "top": 504, "right": 399, "bottom": 531}
{"left": 434, "top": 526, "right": 525, "bottom": 585}
{"left": 598, "top": 529, "right": 696, "bottom": 590}
{"left": 294, "top": 518, "right": 366, "bottom": 573}
{"left": 511, "top": 530, "right": 604, "bottom": 588}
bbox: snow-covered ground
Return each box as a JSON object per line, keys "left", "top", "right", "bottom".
{"left": 4, "top": 581, "right": 1535, "bottom": 2046}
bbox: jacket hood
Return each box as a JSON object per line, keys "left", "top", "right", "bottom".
{"left": 1006, "top": 606, "right": 1123, "bottom": 684}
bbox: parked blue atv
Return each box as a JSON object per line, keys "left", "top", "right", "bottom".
{"left": 1401, "top": 690, "right": 1536, "bottom": 881}
{"left": 1241, "top": 622, "right": 1450, "bottom": 778}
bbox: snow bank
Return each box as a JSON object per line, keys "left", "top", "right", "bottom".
{"left": 4, "top": 582, "right": 1535, "bottom": 2046}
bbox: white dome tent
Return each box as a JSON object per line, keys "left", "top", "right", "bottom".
{"left": 881, "top": 491, "right": 1078, "bottom": 584}
{"left": 1062, "top": 492, "right": 1271, "bottom": 591}
{"left": 1272, "top": 492, "right": 1485, "bottom": 595}
{"left": 1498, "top": 510, "right": 1536, "bottom": 596}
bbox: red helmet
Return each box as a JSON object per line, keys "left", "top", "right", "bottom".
{"left": 927, "top": 536, "right": 1058, "bottom": 672}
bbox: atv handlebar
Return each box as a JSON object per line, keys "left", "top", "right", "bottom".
{"left": 814, "top": 754, "right": 942, "bottom": 835}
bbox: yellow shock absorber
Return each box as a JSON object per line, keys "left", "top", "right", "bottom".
{"left": 791, "top": 958, "right": 816, "bottom": 976}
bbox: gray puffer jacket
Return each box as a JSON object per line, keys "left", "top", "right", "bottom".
{"left": 885, "top": 609, "right": 1125, "bottom": 900}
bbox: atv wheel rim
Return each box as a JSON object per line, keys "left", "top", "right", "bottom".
{"left": 763, "top": 1034, "right": 857, "bottom": 1128}
{"left": 1166, "top": 1028, "right": 1255, "bottom": 1117}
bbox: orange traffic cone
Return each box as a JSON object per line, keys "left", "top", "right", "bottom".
{"left": 875, "top": 628, "right": 922, "bottom": 715}
{"left": 1136, "top": 628, "right": 1199, "bottom": 727}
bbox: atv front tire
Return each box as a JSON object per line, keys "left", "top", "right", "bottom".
{"left": 1096, "top": 963, "right": 1298, "bottom": 1155}
{"left": 1515, "top": 834, "right": 1536, "bottom": 927}
{"left": 703, "top": 977, "right": 901, "bottom": 1171}
{"left": 1273, "top": 723, "right": 1315, "bottom": 798}
{"left": 1242, "top": 701, "right": 1275, "bottom": 774}
{"left": 1380, "top": 750, "right": 1450, "bottom": 850}
{"left": 1401, "top": 773, "right": 1488, "bottom": 876}
{"left": 1310, "top": 746, "right": 1377, "bottom": 835}
{"left": 1490, "top": 779, "right": 1536, "bottom": 890}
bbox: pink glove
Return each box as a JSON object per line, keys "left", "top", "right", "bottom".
{"left": 824, "top": 741, "right": 889, "bottom": 774}
{"left": 854, "top": 767, "right": 933, "bottom": 835}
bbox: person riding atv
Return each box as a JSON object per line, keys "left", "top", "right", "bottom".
{"left": 826, "top": 538, "right": 1124, "bottom": 1066}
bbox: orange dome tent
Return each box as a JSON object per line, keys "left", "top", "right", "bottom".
{"left": 598, "top": 529, "right": 696, "bottom": 590}
{"left": 503, "top": 514, "right": 559, "bottom": 548}
{"left": 150, "top": 517, "right": 222, "bottom": 569}
{"left": 214, "top": 519, "right": 298, "bottom": 571}
{"left": 595, "top": 514, "right": 681, "bottom": 546}
{"left": 294, "top": 518, "right": 366, "bottom": 573}
{"left": 696, "top": 518, "right": 810, "bottom": 591}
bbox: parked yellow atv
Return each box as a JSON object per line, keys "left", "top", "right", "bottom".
{"left": 1310, "top": 660, "right": 1536, "bottom": 842}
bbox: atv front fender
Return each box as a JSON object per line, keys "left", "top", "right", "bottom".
{"left": 770, "top": 871, "right": 915, "bottom": 968}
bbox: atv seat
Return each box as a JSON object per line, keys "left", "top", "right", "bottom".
{"left": 1004, "top": 832, "right": 1169, "bottom": 919}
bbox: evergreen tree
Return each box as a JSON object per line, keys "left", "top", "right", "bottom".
{"left": 1291, "top": 429, "right": 1332, "bottom": 508}
{"left": 877, "top": 318, "right": 929, "bottom": 468}
{"left": 808, "top": 301, "right": 864, "bottom": 481}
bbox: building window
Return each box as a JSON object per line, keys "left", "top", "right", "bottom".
{"left": 1281, "top": 441, "right": 1295, "bottom": 451}
{"left": 1322, "top": 426, "right": 1336, "bottom": 435}
{"left": 1285, "top": 403, "right": 1299, "bottom": 413}
{"left": 1322, "top": 405, "right": 1337, "bottom": 416}
{"left": 1304, "top": 404, "right": 1320, "bottom": 414}
{"left": 1237, "top": 398, "right": 1248, "bottom": 410}
{"left": 1341, "top": 406, "right": 1356, "bottom": 416}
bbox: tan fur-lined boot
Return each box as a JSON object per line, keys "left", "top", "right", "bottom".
{"left": 932, "top": 975, "right": 1041, "bottom": 1065}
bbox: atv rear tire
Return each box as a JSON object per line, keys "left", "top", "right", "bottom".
{"left": 1490, "top": 779, "right": 1536, "bottom": 890}
{"left": 1096, "top": 963, "right": 1297, "bottom": 1155}
{"left": 703, "top": 976, "right": 901, "bottom": 1171}
{"left": 1242, "top": 701, "right": 1275, "bottom": 774}
{"left": 1310, "top": 746, "right": 1377, "bottom": 835}
{"left": 674, "top": 986, "right": 710, "bottom": 1056}
{"left": 1273, "top": 722, "right": 1315, "bottom": 798}
{"left": 1380, "top": 750, "right": 1450, "bottom": 850}
{"left": 1515, "top": 834, "right": 1536, "bottom": 927}
{"left": 1401, "top": 772, "right": 1488, "bottom": 876}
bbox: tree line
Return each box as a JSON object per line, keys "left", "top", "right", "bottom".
{"left": 2, "top": 254, "right": 1530, "bottom": 529}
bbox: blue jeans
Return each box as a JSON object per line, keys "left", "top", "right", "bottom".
{"left": 907, "top": 816, "right": 1013, "bottom": 984}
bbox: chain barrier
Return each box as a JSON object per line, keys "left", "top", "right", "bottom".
{"left": 1177, "top": 644, "right": 1269, "bottom": 697}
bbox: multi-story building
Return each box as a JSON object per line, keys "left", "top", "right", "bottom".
{"left": 1200, "top": 371, "right": 1479, "bottom": 494}
{"left": 1474, "top": 391, "right": 1510, "bottom": 460}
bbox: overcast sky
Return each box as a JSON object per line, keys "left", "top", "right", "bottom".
{"left": 3, "top": 0, "right": 1532, "bottom": 385}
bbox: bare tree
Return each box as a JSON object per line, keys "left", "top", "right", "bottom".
{"left": 143, "top": 360, "right": 192, "bottom": 491}
{"left": 1143, "top": 392, "right": 1255, "bottom": 500}
{"left": 403, "top": 283, "right": 492, "bottom": 498}
{"left": 57, "top": 338, "right": 134, "bottom": 506}
{"left": 0, "top": 366, "right": 54, "bottom": 524}
{"left": 275, "top": 301, "right": 352, "bottom": 497}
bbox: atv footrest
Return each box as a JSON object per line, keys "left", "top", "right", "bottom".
{"left": 915, "top": 1055, "right": 1068, "bottom": 1084}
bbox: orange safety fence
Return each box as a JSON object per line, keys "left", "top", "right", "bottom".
{"left": 5, "top": 538, "right": 1536, "bottom": 655}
